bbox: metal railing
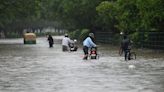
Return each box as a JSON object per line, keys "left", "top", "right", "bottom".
{"left": 139, "top": 31, "right": 164, "bottom": 50}
{"left": 95, "top": 31, "right": 164, "bottom": 50}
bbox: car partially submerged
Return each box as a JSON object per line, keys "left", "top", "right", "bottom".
{"left": 23, "top": 33, "right": 36, "bottom": 44}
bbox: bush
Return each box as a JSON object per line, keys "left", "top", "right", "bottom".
{"left": 129, "top": 32, "right": 141, "bottom": 47}
{"left": 6, "top": 32, "right": 20, "bottom": 38}
{"left": 69, "top": 29, "right": 80, "bottom": 39}
{"left": 112, "top": 33, "right": 121, "bottom": 45}
{"left": 69, "top": 29, "right": 90, "bottom": 41}
{"left": 79, "top": 29, "right": 90, "bottom": 41}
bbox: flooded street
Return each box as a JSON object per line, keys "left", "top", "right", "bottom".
{"left": 0, "top": 36, "right": 164, "bottom": 92}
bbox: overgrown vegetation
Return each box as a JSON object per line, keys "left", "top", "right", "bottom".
{"left": 0, "top": 0, "right": 164, "bottom": 47}
{"left": 69, "top": 29, "right": 90, "bottom": 41}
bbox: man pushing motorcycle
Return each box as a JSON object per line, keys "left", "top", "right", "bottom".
{"left": 82, "top": 33, "right": 97, "bottom": 60}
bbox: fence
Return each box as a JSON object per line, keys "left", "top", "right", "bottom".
{"left": 94, "top": 31, "right": 120, "bottom": 44}
{"left": 139, "top": 31, "right": 164, "bottom": 50}
{"left": 95, "top": 31, "right": 164, "bottom": 50}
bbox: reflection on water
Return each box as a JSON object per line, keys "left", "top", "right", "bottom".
{"left": 0, "top": 37, "right": 164, "bottom": 92}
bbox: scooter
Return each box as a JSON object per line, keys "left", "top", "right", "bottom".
{"left": 69, "top": 39, "right": 78, "bottom": 51}
{"left": 89, "top": 47, "right": 99, "bottom": 59}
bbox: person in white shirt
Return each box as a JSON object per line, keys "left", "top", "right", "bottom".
{"left": 62, "top": 34, "right": 72, "bottom": 51}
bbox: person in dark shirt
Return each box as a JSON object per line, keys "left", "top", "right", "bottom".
{"left": 47, "top": 35, "right": 54, "bottom": 48}
{"left": 119, "top": 35, "right": 131, "bottom": 61}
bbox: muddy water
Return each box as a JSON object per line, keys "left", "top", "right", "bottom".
{"left": 0, "top": 37, "right": 164, "bottom": 92}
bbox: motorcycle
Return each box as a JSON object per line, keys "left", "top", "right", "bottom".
{"left": 89, "top": 47, "right": 99, "bottom": 59}
{"left": 69, "top": 39, "right": 78, "bottom": 51}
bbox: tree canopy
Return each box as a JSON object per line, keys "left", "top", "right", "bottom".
{"left": 0, "top": 0, "right": 164, "bottom": 34}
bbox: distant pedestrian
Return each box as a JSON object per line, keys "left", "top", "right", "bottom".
{"left": 62, "top": 34, "right": 72, "bottom": 51}
{"left": 47, "top": 35, "right": 54, "bottom": 48}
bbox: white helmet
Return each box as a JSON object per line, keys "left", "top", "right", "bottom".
{"left": 65, "top": 34, "right": 68, "bottom": 37}
{"left": 89, "top": 33, "right": 94, "bottom": 38}
{"left": 74, "top": 39, "right": 77, "bottom": 42}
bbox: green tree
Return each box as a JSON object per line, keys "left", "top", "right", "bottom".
{"left": 0, "top": 0, "right": 41, "bottom": 29}
{"left": 96, "top": 1, "right": 117, "bottom": 31}
{"left": 136, "top": 0, "right": 164, "bottom": 31}
{"left": 51, "top": 0, "right": 104, "bottom": 30}
{"left": 115, "top": 0, "right": 140, "bottom": 33}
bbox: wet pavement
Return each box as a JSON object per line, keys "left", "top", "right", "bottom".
{"left": 0, "top": 36, "right": 164, "bottom": 92}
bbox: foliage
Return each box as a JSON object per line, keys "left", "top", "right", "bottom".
{"left": 79, "top": 29, "right": 90, "bottom": 41}
{"left": 129, "top": 31, "right": 141, "bottom": 46}
{"left": 69, "top": 29, "right": 90, "bottom": 41}
{"left": 51, "top": 0, "right": 104, "bottom": 30}
{"left": 0, "top": 0, "right": 164, "bottom": 45}
{"left": 96, "top": 1, "right": 117, "bottom": 31}
{"left": 115, "top": 0, "right": 140, "bottom": 33}
{"left": 136, "top": 0, "right": 164, "bottom": 31}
